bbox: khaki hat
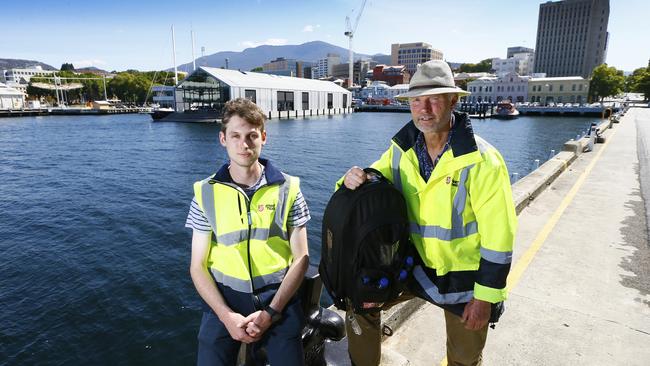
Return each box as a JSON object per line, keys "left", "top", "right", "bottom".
{"left": 396, "top": 60, "right": 470, "bottom": 100}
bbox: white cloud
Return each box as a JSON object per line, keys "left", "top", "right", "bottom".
{"left": 240, "top": 38, "right": 288, "bottom": 48}
{"left": 71, "top": 59, "right": 107, "bottom": 68}
{"left": 302, "top": 24, "right": 321, "bottom": 32}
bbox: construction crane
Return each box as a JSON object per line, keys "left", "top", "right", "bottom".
{"left": 344, "top": 0, "right": 368, "bottom": 89}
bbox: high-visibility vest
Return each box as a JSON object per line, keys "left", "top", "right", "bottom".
{"left": 368, "top": 113, "right": 517, "bottom": 304}
{"left": 193, "top": 170, "right": 299, "bottom": 294}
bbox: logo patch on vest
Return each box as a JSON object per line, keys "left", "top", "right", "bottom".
{"left": 258, "top": 204, "right": 276, "bottom": 212}
{"left": 446, "top": 176, "right": 451, "bottom": 184}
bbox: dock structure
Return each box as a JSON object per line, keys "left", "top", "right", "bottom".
{"left": 0, "top": 107, "right": 150, "bottom": 118}
{"left": 367, "top": 107, "right": 650, "bottom": 365}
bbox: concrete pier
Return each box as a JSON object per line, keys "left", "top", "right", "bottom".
{"left": 376, "top": 107, "right": 650, "bottom": 365}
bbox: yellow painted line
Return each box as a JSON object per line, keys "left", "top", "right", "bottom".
{"left": 439, "top": 125, "right": 619, "bottom": 366}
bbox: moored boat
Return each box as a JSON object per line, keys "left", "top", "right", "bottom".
{"left": 494, "top": 100, "right": 520, "bottom": 119}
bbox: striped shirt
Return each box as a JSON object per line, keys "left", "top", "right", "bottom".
{"left": 185, "top": 174, "right": 311, "bottom": 233}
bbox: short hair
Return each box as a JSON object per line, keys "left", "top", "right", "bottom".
{"left": 221, "top": 98, "right": 266, "bottom": 133}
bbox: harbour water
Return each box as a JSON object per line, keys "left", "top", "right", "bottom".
{"left": 0, "top": 112, "right": 598, "bottom": 365}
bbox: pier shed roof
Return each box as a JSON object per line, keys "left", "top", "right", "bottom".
{"left": 196, "top": 67, "right": 350, "bottom": 93}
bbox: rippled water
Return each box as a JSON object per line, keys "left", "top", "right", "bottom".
{"left": 0, "top": 112, "right": 597, "bottom": 365}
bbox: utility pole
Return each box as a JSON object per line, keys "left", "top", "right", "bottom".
{"left": 225, "top": 58, "right": 229, "bottom": 69}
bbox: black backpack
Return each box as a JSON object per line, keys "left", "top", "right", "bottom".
{"left": 319, "top": 168, "right": 415, "bottom": 313}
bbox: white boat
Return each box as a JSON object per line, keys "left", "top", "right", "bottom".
{"left": 494, "top": 100, "right": 519, "bottom": 119}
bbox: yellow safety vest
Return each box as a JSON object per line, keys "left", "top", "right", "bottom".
{"left": 357, "top": 113, "right": 517, "bottom": 304}
{"left": 193, "top": 167, "right": 299, "bottom": 294}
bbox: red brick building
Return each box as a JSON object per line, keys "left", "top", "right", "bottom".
{"left": 372, "top": 65, "right": 410, "bottom": 86}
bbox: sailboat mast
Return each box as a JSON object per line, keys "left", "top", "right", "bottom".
{"left": 171, "top": 25, "right": 178, "bottom": 85}
{"left": 191, "top": 30, "right": 197, "bottom": 72}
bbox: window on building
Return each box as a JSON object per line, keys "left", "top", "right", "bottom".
{"left": 560, "top": 85, "right": 564, "bottom": 91}
{"left": 579, "top": 84, "right": 583, "bottom": 91}
{"left": 343, "top": 94, "right": 348, "bottom": 108}
{"left": 327, "top": 93, "right": 333, "bottom": 109}
{"left": 302, "top": 92, "right": 309, "bottom": 110}
{"left": 277, "top": 91, "right": 294, "bottom": 111}
{"left": 549, "top": 85, "right": 553, "bottom": 91}
{"left": 244, "top": 89, "right": 256, "bottom": 103}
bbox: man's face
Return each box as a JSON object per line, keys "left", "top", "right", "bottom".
{"left": 219, "top": 115, "right": 266, "bottom": 169}
{"left": 409, "top": 93, "right": 458, "bottom": 133}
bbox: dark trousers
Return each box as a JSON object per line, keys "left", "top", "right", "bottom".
{"left": 197, "top": 297, "right": 305, "bottom": 366}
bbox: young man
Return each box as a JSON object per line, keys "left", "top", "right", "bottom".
{"left": 186, "top": 98, "right": 310, "bottom": 366}
{"left": 342, "top": 60, "right": 517, "bottom": 365}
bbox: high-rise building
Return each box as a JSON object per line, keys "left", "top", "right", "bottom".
{"left": 313, "top": 53, "right": 341, "bottom": 79}
{"left": 492, "top": 47, "right": 536, "bottom": 76}
{"left": 391, "top": 42, "right": 443, "bottom": 75}
{"left": 534, "top": 0, "right": 609, "bottom": 78}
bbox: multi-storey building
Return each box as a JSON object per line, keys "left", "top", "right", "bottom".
{"left": 1, "top": 66, "right": 56, "bottom": 94}
{"left": 391, "top": 42, "right": 443, "bottom": 75}
{"left": 528, "top": 76, "right": 590, "bottom": 104}
{"left": 262, "top": 58, "right": 310, "bottom": 78}
{"left": 467, "top": 77, "right": 497, "bottom": 103}
{"left": 534, "top": 0, "right": 609, "bottom": 77}
{"left": 492, "top": 47, "right": 535, "bottom": 76}
{"left": 312, "top": 53, "right": 341, "bottom": 79}
{"left": 494, "top": 72, "right": 531, "bottom": 103}
{"left": 332, "top": 60, "right": 373, "bottom": 87}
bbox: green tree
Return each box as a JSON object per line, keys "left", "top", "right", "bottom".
{"left": 626, "top": 67, "right": 650, "bottom": 100}
{"left": 250, "top": 66, "right": 263, "bottom": 72}
{"left": 589, "top": 64, "right": 625, "bottom": 102}
{"left": 458, "top": 58, "right": 493, "bottom": 73}
{"left": 60, "top": 63, "right": 75, "bottom": 71}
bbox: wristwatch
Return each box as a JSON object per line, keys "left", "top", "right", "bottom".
{"left": 264, "top": 304, "right": 282, "bottom": 324}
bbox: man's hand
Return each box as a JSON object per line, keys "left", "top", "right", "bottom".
{"left": 461, "top": 298, "right": 491, "bottom": 330}
{"left": 242, "top": 310, "right": 272, "bottom": 339}
{"left": 222, "top": 311, "right": 257, "bottom": 343}
{"left": 343, "top": 166, "right": 367, "bottom": 190}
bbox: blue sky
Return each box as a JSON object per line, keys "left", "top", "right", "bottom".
{"left": 3, "top": 0, "right": 648, "bottom": 72}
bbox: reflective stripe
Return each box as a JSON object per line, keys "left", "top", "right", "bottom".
{"left": 391, "top": 145, "right": 403, "bottom": 192}
{"left": 252, "top": 267, "right": 288, "bottom": 289}
{"left": 216, "top": 228, "right": 270, "bottom": 246}
{"left": 451, "top": 165, "right": 473, "bottom": 230}
{"left": 268, "top": 177, "right": 290, "bottom": 240}
{"left": 200, "top": 181, "right": 218, "bottom": 232}
{"left": 410, "top": 221, "right": 478, "bottom": 241}
{"left": 210, "top": 267, "right": 288, "bottom": 294}
{"left": 413, "top": 266, "right": 474, "bottom": 304}
{"left": 480, "top": 247, "right": 513, "bottom": 264}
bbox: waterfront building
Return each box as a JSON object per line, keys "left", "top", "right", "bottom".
{"left": 388, "top": 83, "right": 409, "bottom": 99}
{"left": 534, "top": 0, "right": 610, "bottom": 77}
{"left": 1, "top": 66, "right": 56, "bottom": 94}
{"left": 371, "top": 65, "right": 410, "bottom": 86}
{"left": 151, "top": 85, "right": 176, "bottom": 108}
{"left": 0, "top": 82, "right": 26, "bottom": 109}
{"left": 262, "top": 57, "right": 311, "bottom": 78}
{"left": 313, "top": 53, "right": 341, "bottom": 79}
{"left": 331, "top": 60, "right": 373, "bottom": 87}
{"left": 492, "top": 47, "right": 535, "bottom": 76}
{"left": 391, "top": 42, "right": 443, "bottom": 75}
{"left": 467, "top": 76, "right": 497, "bottom": 103}
{"left": 494, "top": 72, "right": 531, "bottom": 103}
{"left": 175, "top": 67, "right": 351, "bottom": 116}
{"left": 528, "top": 76, "right": 589, "bottom": 105}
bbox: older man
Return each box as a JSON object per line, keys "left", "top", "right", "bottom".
{"left": 342, "top": 60, "right": 517, "bottom": 365}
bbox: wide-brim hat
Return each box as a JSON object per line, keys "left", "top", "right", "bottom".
{"left": 396, "top": 60, "right": 470, "bottom": 100}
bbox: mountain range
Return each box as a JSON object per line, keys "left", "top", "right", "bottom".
{"left": 0, "top": 58, "right": 57, "bottom": 71}
{"left": 177, "top": 40, "right": 391, "bottom": 73}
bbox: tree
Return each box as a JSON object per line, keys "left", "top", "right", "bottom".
{"left": 589, "top": 64, "right": 625, "bottom": 102}
{"left": 458, "top": 58, "right": 493, "bottom": 73}
{"left": 60, "top": 63, "right": 75, "bottom": 71}
{"left": 627, "top": 67, "right": 650, "bottom": 100}
{"left": 250, "top": 66, "right": 263, "bottom": 72}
